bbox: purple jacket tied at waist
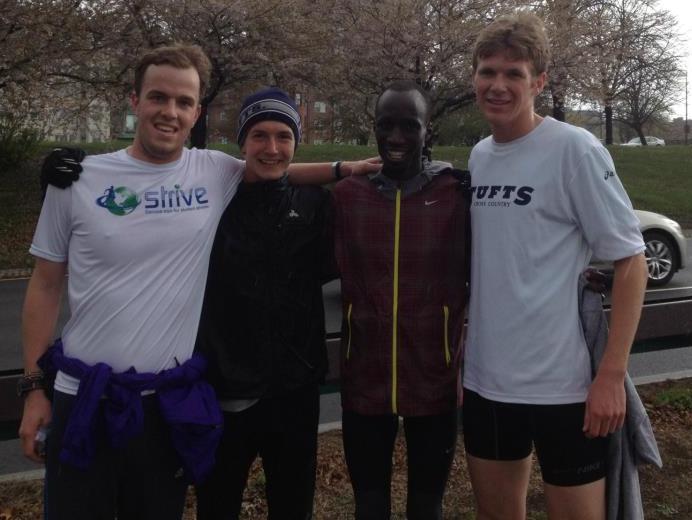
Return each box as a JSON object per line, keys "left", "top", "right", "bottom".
{"left": 38, "top": 339, "right": 223, "bottom": 483}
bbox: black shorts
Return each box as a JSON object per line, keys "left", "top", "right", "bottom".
{"left": 462, "top": 388, "right": 608, "bottom": 486}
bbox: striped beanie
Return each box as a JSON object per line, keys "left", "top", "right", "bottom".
{"left": 237, "top": 87, "right": 301, "bottom": 149}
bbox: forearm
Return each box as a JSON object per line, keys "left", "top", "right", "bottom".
{"left": 287, "top": 162, "right": 336, "bottom": 185}
{"left": 22, "top": 260, "right": 66, "bottom": 372}
{"left": 597, "top": 253, "right": 647, "bottom": 377}
{"left": 288, "top": 159, "right": 381, "bottom": 185}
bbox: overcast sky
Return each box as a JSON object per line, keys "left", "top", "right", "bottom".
{"left": 658, "top": 0, "right": 690, "bottom": 119}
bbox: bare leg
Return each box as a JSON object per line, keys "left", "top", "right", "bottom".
{"left": 544, "top": 478, "right": 606, "bottom": 520}
{"left": 466, "top": 453, "right": 532, "bottom": 520}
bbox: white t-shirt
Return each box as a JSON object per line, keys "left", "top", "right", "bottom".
{"left": 31, "top": 148, "right": 244, "bottom": 395}
{"left": 463, "top": 117, "right": 644, "bottom": 404}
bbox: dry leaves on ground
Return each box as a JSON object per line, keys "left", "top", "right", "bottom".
{"left": 1, "top": 378, "right": 690, "bottom": 519}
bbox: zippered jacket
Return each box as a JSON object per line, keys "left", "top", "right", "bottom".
{"left": 334, "top": 168, "right": 470, "bottom": 416}
{"left": 195, "top": 176, "right": 333, "bottom": 400}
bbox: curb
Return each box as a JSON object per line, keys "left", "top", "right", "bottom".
{"left": 0, "top": 269, "right": 32, "bottom": 280}
{"left": 0, "top": 469, "right": 43, "bottom": 483}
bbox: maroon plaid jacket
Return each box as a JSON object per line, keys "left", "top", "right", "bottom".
{"left": 334, "top": 172, "right": 470, "bottom": 416}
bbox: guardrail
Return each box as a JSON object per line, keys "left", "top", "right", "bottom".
{"left": 2, "top": 287, "right": 692, "bottom": 433}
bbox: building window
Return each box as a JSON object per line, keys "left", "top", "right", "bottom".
{"left": 314, "top": 101, "right": 327, "bottom": 114}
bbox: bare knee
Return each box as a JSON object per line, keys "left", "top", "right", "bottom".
{"left": 544, "top": 478, "right": 605, "bottom": 520}
{"left": 467, "top": 454, "right": 531, "bottom": 520}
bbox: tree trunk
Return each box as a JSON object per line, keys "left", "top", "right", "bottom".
{"left": 636, "top": 128, "right": 647, "bottom": 146}
{"left": 552, "top": 92, "right": 565, "bottom": 122}
{"left": 190, "top": 103, "right": 208, "bottom": 149}
{"left": 604, "top": 104, "right": 613, "bottom": 145}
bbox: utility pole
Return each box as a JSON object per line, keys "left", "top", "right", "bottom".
{"left": 685, "top": 69, "right": 689, "bottom": 146}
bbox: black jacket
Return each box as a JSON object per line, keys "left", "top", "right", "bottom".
{"left": 196, "top": 175, "right": 334, "bottom": 400}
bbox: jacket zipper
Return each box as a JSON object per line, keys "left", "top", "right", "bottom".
{"left": 443, "top": 305, "right": 451, "bottom": 367}
{"left": 391, "top": 189, "right": 401, "bottom": 415}
{"left": 346, "top": 303, "right": 353, "bottom": 360}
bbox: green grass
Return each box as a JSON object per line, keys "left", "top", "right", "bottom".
{"left": 608, "top": 146, "right": 692, "bottom": 227}
{"left": 0, "top": 142, "right": 690, "bottom": 270}
{"left": 654, "top": 387, "right": 692, "bottom": 410}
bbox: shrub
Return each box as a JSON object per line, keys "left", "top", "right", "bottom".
{"left": 0, "top": 114, "right": 41, "bottom": 173}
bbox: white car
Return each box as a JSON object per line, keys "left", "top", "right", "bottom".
{"left": 591, "top": 210, "right": 688, "bottom": 286}
{"left": 621, "top": 136, "right": 666, "bottom": 146}
{"left": 637, "top": 210, "right": 687, "bottom": 286}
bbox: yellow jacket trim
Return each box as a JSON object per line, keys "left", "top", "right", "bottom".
{"left": 391, "top": 190, "right": 401, "bottom": 414}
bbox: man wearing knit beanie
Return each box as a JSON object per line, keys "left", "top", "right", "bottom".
{"left": 195, "top": 87, "right": 334, "bottom": 520}
{"left": 236, "top": 86, "right": 302, "bottom": 150}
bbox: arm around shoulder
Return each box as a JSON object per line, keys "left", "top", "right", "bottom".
{"left": 287, "top": 157, "right": 382, "bottom": 185}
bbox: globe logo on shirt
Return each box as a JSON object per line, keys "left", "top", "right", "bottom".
{"left": 96, "top": 186, "right": 141, "bottom": 216}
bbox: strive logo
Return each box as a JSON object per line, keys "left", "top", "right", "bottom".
{"left": 96, "top": 186, "right": 141, "bottom": 216}
{"left": 143, "top": 184, "right": 209, "bottom": 214}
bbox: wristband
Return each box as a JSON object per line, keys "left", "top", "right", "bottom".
{"left": 16, "top": 371, "right": 46, "bottom": 398}
{"left": 331, "top": 161, "right": 342, "bottom": 180}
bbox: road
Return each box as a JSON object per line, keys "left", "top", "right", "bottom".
{"left": 3, "top": 260, "right": 691, "bottom": 371}
{"left": 1, "top": 235, "right": 691, "bottom": 371}
{"left": 1, "top": 237, "right": 691, "bottom": 478}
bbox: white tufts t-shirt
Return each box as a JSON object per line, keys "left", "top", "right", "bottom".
{"left": 463, "top": 117, "right": 644, "bottom": 404}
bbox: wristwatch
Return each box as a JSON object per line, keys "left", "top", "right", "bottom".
{"left": 16, "top": 371, "right": 46, "bottom": 397}
{"left": 331, "top": 161, "right": 342, "bottom": 180}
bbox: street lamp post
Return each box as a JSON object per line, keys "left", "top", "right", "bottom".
{"left": 685, "top": 69, "right": 689, "bottom": 146}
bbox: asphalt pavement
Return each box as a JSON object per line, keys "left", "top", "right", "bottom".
{"left": 2, "top": 233, "right": 691, "bottom": 480}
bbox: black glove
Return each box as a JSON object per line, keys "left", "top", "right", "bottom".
{"left": 40, "top": 147, "right": 86, "bottom": 197}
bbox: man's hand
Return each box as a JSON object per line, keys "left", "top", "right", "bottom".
{"left": 40, "top": 147, "right": 86, "bottom": 196}
{"left": 18, "top": 390, "right": 52, "bottom": 463}
{"left": 583, "top": 368, "right": 626, "bottom": 438}
{"left": 341, "top": 157, "right": 382, "bottom": 177}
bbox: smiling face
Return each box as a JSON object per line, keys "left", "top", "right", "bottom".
{"left": 129, "top": 64, "right": 201, "bottom": 164}
{"left": 473, "top": 52, "right": 546, "bottom": 143}
{"left": 241, "top": 120, "right": 295, "bottom": 182}
{"left": 375, "top": 89, "right": 430, "bottom": 181}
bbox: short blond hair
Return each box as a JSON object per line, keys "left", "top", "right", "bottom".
{"left": 134, "top": 43, "right": 212, "bottom": 98}
{"left": 472, "top": 12, "right": 551, "bottom": 75}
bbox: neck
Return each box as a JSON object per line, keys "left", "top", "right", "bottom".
{"left": 243, "top": 170, "right": 287, "bottom": 184}
{"left": 382, "top": 157, "right": 423, "bottom": 182}
{"left": 126, "top": 142, "right": 184, "bottom": 165}
{"left": 492, "top": 113, "right": 544, "bottom": 143}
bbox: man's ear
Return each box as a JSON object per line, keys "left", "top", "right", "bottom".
{"left": 534, "top": 71, "right": 547, "bottom": 96}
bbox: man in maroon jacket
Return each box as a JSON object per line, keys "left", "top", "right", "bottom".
{"left": 333, "top": 81, "right": 471, "bottom": 520}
